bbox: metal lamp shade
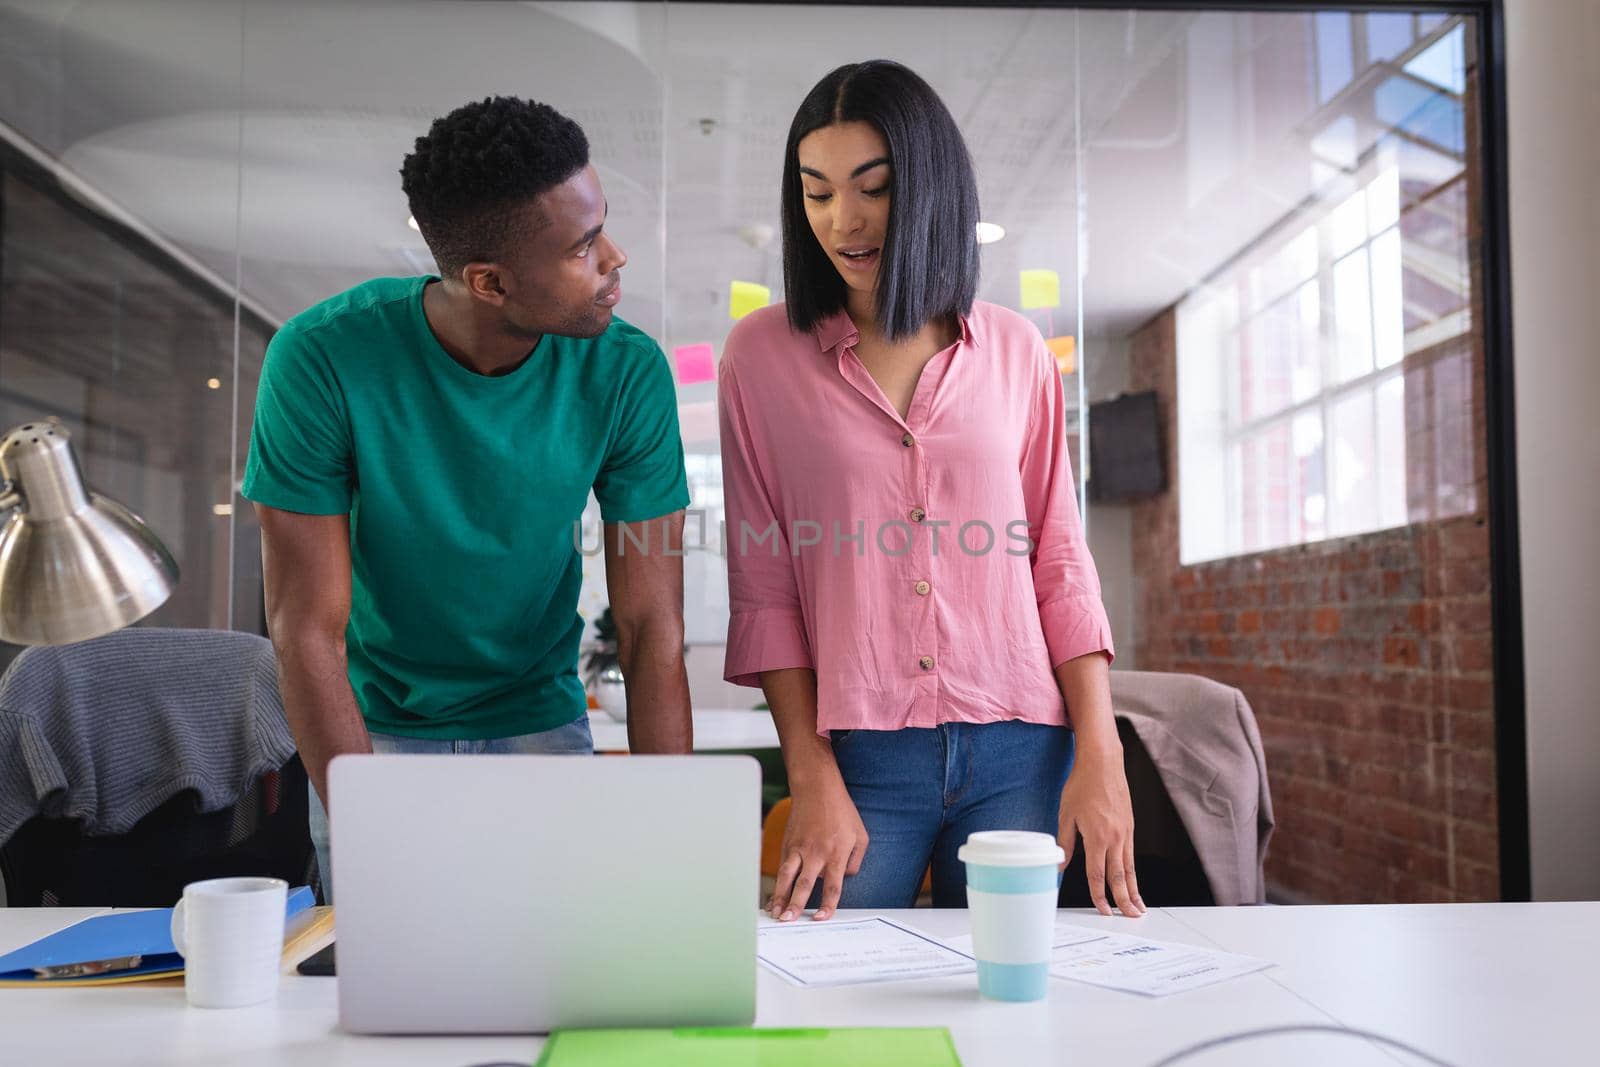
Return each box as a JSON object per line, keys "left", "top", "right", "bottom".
{"left": 0, "top": 422, "right": 178, "bottom": 646}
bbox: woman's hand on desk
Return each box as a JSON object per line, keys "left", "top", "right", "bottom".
{"left": 1058, "top": 731, "right": 1145, "bottom": 918}
{"left": 767, "top": 778, "right": 869, "bottom": 923}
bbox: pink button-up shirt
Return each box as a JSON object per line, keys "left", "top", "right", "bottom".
{"left": 718, "top": 301, "right": 1113, "bottom": 735}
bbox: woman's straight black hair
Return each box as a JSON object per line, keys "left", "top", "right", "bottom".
{"left": 781, "top": 60, "right": 980, "bottom": 341}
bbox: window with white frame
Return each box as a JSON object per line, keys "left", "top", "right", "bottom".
{"left": 1178, "top": 164, "right": 1417, "bottom": 565}
{"left": 1176, "top": 17, "right": 1475, "bottom": 565}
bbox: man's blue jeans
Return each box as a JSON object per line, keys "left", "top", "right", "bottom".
{"left": 824, "top": 720, "right": 1074, "bottom": 909}
{"left": 307, "top": 715, "right": 594, "bottom": 904}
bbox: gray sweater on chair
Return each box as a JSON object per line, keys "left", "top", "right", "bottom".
{"left": 0, "top": 628, "right": 296, "bottom": 848}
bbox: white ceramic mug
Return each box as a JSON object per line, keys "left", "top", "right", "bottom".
{"left": 170, "top": 876, "right": 287, "bottom": 1009}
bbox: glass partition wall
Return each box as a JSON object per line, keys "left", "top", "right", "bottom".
{"left": 0, "top": 1, "right": 1505, "bottom": 905}
{"left": 1072, "top": 9, "right": 1496, "bottom": 906}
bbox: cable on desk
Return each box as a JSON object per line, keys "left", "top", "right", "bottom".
{"left": 1149, "top": 1023, "right": 1457, "bottom": 1067}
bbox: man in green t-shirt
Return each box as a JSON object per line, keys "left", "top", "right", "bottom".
{"left": 242, "top": 97, "right": 692, "bottom": 901}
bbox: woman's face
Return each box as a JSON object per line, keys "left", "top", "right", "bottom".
{"left": 796, "top": 121, "right": 892, "bottom": 298}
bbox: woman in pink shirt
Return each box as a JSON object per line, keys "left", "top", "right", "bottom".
{"left": 720, "top": 60, "right": 1143, "bottom": 922}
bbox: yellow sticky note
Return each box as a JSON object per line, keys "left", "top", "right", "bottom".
{"left": 1046, "top": 335, "right": 1076, "bottom": 375}
{"left": 729, "top": 281, "right": 771, "bottom": 321}
{"left": 1019, "top": 269, "right": 1061, "bottom": 310}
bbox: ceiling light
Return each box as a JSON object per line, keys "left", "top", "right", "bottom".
{"left": 206, "top": 377, "right": 221, "bottom": 390}
{"left": 976, "top": 222, "right": 1006, "bottom": 245}
{"left": 407, "top": 215, "right": 420, "bottom": 232}
{"left": 212, "top": 504, "right": 233, "bottom": 517}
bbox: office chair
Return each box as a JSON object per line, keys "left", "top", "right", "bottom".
{"left": 1061, "top": 670, "right": 1275, "bottom": 908}
{"left": 1058, "top": 716, "right": 1215, "bottom": 908}
{"left": 0, "top": 755, "right": 314, "bottom": 907}
{"left": 0, "top": 628, "right": 314, "bottom": 907}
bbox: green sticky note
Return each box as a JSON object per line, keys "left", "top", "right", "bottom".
{"left": 536, "top": 1027, "right": 961, "bottom": 1067}
{"left": 1019, "top": 269, "right": 1061, "bottom": 310}
{"left": 730, "top": 280, "right": 772, "bottom": 320}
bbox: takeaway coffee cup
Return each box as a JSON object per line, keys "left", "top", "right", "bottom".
{"left": 957, "top": 831, "right": 1064, "bottom": 1002}
{"left": 170, "top": 876, "right": 287, "bottom": 1008}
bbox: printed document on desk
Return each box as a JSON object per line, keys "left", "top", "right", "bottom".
{"left": 757, "top": 916, "right": 976, "bottom": 988}
{"left": 946, "top": 920, "right": 1272, "bottom": 997}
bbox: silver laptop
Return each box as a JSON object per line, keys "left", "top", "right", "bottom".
{"left": 328, "top": 753, "right": 759, "bottom": 1034}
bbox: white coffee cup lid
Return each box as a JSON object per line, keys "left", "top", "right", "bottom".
{"left": 957, "top": 830, "right": 1065, "bottom": 868}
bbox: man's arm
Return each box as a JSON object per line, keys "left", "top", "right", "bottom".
{"left": 256, "top": 503, "right": 371, "bottom": 806}
{"left": 602, "top": 511, "right": 692, "bottom": 754}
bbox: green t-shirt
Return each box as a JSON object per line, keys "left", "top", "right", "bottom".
{"left": 241, "top": 276, "right": 688, "bottom": 739}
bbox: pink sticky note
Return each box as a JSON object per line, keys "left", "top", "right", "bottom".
{"left": 673, "top": 343, "right": 716, "bottom": 385}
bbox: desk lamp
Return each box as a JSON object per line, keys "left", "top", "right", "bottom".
{"left": 0, "top": 419, "right": 178, "bottom": 645}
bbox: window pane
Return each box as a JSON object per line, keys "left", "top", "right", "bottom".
{"left": 1333, "top": 248, "right": 1374, "bottom": 382}
{"left": 1366, "top": 12, "right": 1414, "bottom": 64}
{"left": 1377, "top": 374, "right": 1407, "bottom": 530}
{"left": 1372, "top": 229, "right": 1405, "bottom": 369}
{"left": 1291, "top": 280, "right": 1323, "bottom": 404}
{"left": 1316, "top": 12, "right": 1355, "bottom": 104}
{"left": 1376, "top": 72, "right": 1466, "bottom": 156}
{"left": 1221, "top": 327, "right": 1245, "bottom": 434}
{"left": 1238, "top": 320, "right": 1259, "bottom": 424}
{"left": 1368, "top": 166, "right": 1401, "bottom": 234}
{"left": 1331, "top": 390, "right": 1378, "bottom": 536}
{"left": 1100, "top": 6, "right": 1494, "bottom": 910}
{"left": 1311, "top": 114, "right": 1360, "bottom": 172}
{"left": 1244, "top": 264, "right": 1265, "bottom": 319}
{"left": 1398, "top": 167, "right": 1472, "bottom": 346}
{"left": 1259, "top": 227, "right": 1319, "bottom": 309}
{"left": 1249, "top": 300, "right": 1296, "bottom": 421}
{"left": 1328, "top": 188, "right": 1368, "bottom": 259}
{"left": 1406, "top": 23, "right": 1468, "bottom": 95}
{"left": 1237, "top": 437, "right": 1259, "bottom": 552}
{"left": 0, "top": 173, "right": 257, "bottom": 653}
{"left": 1260, "top": 421, "right": 1293, "bottom": 552}
{"left": 1293, "top": 410, "right": 1326, "bottom": 542}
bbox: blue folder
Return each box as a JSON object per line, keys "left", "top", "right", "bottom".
{"left": 0, "top": 885, "right": 313, "bottom": 983}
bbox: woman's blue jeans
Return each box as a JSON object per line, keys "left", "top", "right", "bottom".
{"left": 823, "top": 720, "right": 1074, "bottom": 909}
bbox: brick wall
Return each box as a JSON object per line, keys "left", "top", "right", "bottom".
{"left": 1128, "top": 309, "right": 1500, "bottom": 903}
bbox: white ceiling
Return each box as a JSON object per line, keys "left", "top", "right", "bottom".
{"left": 0, "top": 1, "right": 1465, "bottom": 380}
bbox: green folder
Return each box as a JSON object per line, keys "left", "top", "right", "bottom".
{"left": 535, "top": 1027, "right": 962, "bottom": 1066}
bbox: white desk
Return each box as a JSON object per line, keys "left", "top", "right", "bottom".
{"left": 1, "top": 903, "right": 1593, "bottom": 1066}
{"left": 587, "top": 707, "right": 779, "bottom": 752}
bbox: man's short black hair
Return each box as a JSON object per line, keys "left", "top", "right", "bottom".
{"left": 781, "top": 61, "right": 979, "bottom": 341}
{"left": 400, "top": 96, "right": 589, "bottom": 278}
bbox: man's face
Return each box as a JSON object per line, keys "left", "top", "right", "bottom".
{"left": 490, "top": 164, "right": 627, "bottom": 339}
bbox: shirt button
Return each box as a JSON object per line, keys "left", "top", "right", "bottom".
{"left": 919, "top": 655, "right": 935, "bottom": 671}
{"left": 909, "top": 507, "right": 926, "bottom": 523}
{"left": 914, "top": 580, "right": 931, "bottom": 596}
{"left": 901, "top": 433, "right": 914, "bottom": 448}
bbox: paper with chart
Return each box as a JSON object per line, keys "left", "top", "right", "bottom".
{"left": 757, "top": 916, "right": 977, "bottom": 988}
{"left": 946, "top": 920, "right": 1272, "bottom": 997}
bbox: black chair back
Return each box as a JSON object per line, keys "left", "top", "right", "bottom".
{"left": 0, "top": 755, "right": 314, "bottom": 907}
{"left": 1058, "top": 718, "right": 1214, "bottom": 908}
